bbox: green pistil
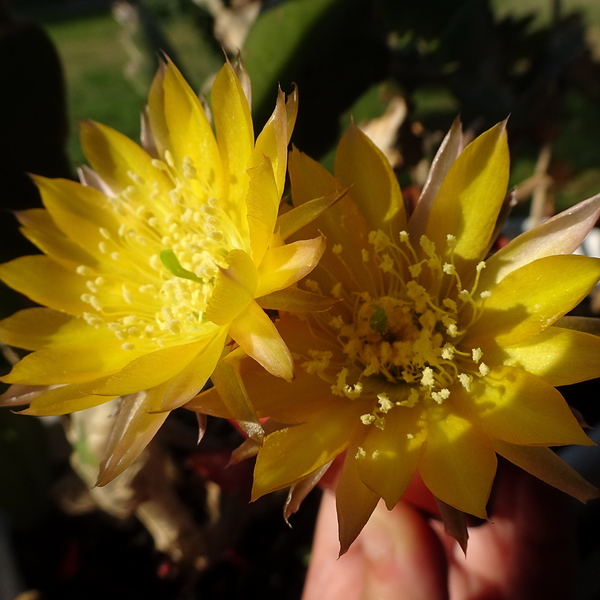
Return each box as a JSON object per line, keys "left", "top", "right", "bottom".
{"left": 160, "top": 249, "right": 204, "bottom": 284}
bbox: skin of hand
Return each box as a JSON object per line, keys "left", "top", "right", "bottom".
{"left": 302, "top": 461, "right": 579, "bottom": 600}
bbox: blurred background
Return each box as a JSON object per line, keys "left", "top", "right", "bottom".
{"left": 1, "top": 0, "right": 600, "bottom": 598}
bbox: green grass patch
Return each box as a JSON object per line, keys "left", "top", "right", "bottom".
{"left": 45, "top": 11, "right": 222, "bottom": 167}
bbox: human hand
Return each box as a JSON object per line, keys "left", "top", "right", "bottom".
{"left": 302, "top": 462, "right": 578, "bottom": 600}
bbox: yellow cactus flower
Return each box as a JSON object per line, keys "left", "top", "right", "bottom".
{"left": 0, "top": 59, "right": 336, "bottom": 484}
{"left": 190, "top": 118, "right": 600, "bottom": 552}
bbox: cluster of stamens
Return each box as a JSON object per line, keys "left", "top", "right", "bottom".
{"left": 302, "top": 229, "right": 492, "bottom": 430}
{"left": 76, "top": 154, "right": 243, "bottom": 351}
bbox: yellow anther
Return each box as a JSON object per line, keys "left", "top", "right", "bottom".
{"left": 403, "top": 388, "right": 420, "bottom": 407}
{"left": 329, "top": 315, "right": 344, "bottom": 329}
{"left": 442, "top": 263, "right": 455, "bottom": 275}
{"left": 409, "top": 263, "right": 422, "bottom": 277}
{"left": 472, "top": 348, "right": 483, "bottom": 362}
{"left": 164, "top": 150, "right": 175, "bottom": 168}
{"left": 331, "top": 282, "right": 343, "bottom": 298}
{"left": 441, "top": 343, "right": 455, "bottom": 360}
{"left": 332, "top": 244, "right": 343, "bottom": 255}
{"left": 379, "top": 254, "right": 394, "bottom": 272}
{"left": 431, "top": 388, "right": 450, "bottom": 404}
{"left": 458, "top": 373, "right": 472, "bottom": 391}
{"left": 304, "top": 279, "right": 322, "bottom": 294}
{"left": 419, "top": 235, "right": 436, "bottom": 257}
{"left": 479, "top": 362, "right": 490, "bottom": 377}
{"left": 344, "top": 381, "right": 363, "bottom": 399}
{"left": 421, "top": 367, "right": 435, "bottom": 388}
{"left": 76, "top": 265, "right": 93, "bottom": 276}
{"left": 369, "top": 230, "right": 390, "bottom": 250}
{"left": 302, "top": 350, "right": 332, "bottom": 375}
{"left": 377, "top": 393, "right": 394, "bottom": 413}
{"left": 442, "top": 298, "right": 457, "bottom": 311}
{"left": 360, "top": 414, "right": 376, "bottom": 425}
{"left": 362, "top": 249, "right": 370, "bottom": 262}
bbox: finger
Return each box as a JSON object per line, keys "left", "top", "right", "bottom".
{"left": 302, "top": 490, "right": 450, "bottom": 600}
{"left": 448, "top": 461, "right": 578, "bottom": 600}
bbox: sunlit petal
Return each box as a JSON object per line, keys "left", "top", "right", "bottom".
{"left": 335, "top": 122, "right": 406, "bottom": 232}
{"left": 419, "top": 410, "right": 496, "bottom": 518}
{"left": 229, "top": 300, "right": 293, "bottom": 380}
{"left": 490, "top": 326, "right": 600, "bottom": 386}
{"left": 467, "top": 254, "right": 600, "bottom": 347}
{"left": 357, "top": 405, "right": 426, "bottom": 509}
{"left": 423, "top": 120, "right": 509, "bottom": 266}
{"left": 453, "top": 365, "right": 593, "bottom": 446}
{"left": 337, "top": 445, "right": 380, "bottom": 556}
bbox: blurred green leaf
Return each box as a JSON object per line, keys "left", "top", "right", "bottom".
{"left": 244, "top": 0, "right": 389, "bottom": 157}
{"left": 243, "top": 0, "right": 339, "bottom": 119}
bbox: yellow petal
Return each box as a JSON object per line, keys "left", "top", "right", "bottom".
{"left": 419, "top": 409, "right": 496, "bottom": 518}
{"left": 92, "top": 338, "right": 208, "bottom": 396}
{"left": 289, "top": 146, "right": 340, "bottom": 206}
{"left": 158, "top": 328, "right": 228, "bottom": 411}
{"left": 206, "top": 249, "right": 258, "bottom": 326}
{"left": 285, "top": 462, "right": 332, "bottom": 524}
{"left": 210, "top": 348, "right": 264, "bottom": 441}
{"left": 154, "top": 59, "right": 224, "bottom": 199}
{"left": 97, "top": 388, "right": 170, "bottom": 485}
{"left": 3, "top": 341, "right": 133, "bottom": 385}
{"left": 184, "top": 385, "right": 234, "bottom": 419}
{"left": 492, "top": 439, "right": 599, "bottom": 504}
{"left": 188, "top": 345, "right": 335, "bottom": 424}
{"left": 211, "top": 61, "right": 254, "bottom": 224}
{"left": 423, "top": 121, "right": 509, "bottom": 266}
{"left": 0, "top": 308, "right": 79, "bottom": 350}
{"left": 337, "top": 445, "right": 380, "bottom": 556}
{"left": 493, "top": 326, "right": 600, "bottom": 386}
{"left": 146, "top": 61, "right": 168, "bottom": 154}
{"left": 228, "top": 300, "right": 293, "bottom": 380}
{"left": 0, "top": 256, "right": 90, "bottom": 316}
{"left": 335, "top": 122, "right": 406, "bottom": 232}
{"left": 17, "top": 208, "right": 97, "bottom": 271}
{"left": 251, "top": 87, "right": 288, "bottom": 197}
{"left": 276, "top": 189, "right": 347, "bottom": 240}
{"left": 24, "top": 383, "right": 116, "bottom": 416}
{"left": 357, "top": 405, "right": 427, "bottom": 510}
{"left": 256, "top": 236, "right": 325, "bottom": 297}
{"left": 276, "top": 312, "right": 346, "bottom": 363}
{"left": 33, "top": 175, "right": 121, "bottom": 260}
{"left": 452, "top": 365, "right": 593, "bottom": 447}
{"left": 482, "top": 192, "right": 600, "bottom": 288}
{"left": 246, "top": 158, "right": 279, "bottom": 265}
{"left": 285, "top": 84, "right": 298, "bottom": 144}
{"left": 80, "top": 120, "right": 170, "bottom": 196}
{"left": 467, "top": 255, "right": 600, "bottom": 347}
{"left": 252, "top": 401, "right": 365, "bottom": 499}
{"left": 257, "top": 286, "right": 339, "bottom": 312}
{"left": 409, "top": 117, "right": 464, "bottom": 240}
{"left": 288, "top": 147, "right": 374, "bottom": 294}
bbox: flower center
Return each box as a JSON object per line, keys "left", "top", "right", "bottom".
{"left": 301, "top": 230, "right": 492, "bottom": 427}
{"left": 76, "top": 154, "right": 246, "bottom": 351}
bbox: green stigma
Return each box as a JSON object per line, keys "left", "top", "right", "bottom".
{"left": 160, "top": 249, "right": 204, "bottom": 284}
{"left": 370, "top": 305, "right": 388, "bottom": 334}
